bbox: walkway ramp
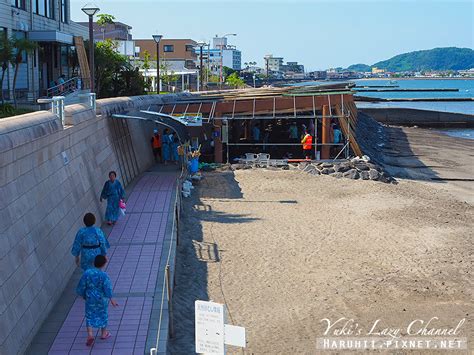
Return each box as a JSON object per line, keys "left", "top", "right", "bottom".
{"left": 27, "top": 169, "right": 179, "bottom": 355}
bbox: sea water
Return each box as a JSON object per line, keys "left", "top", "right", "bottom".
{"left": 437, "top": 129, "right": 474, "bottom": 140}
{"left": 353, "top": 78, "right": 474, "bottom": 115}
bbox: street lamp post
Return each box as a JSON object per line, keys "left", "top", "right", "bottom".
{"left": 218, "top": 33, "right": 237, "bottom": 87}
{"left": 196, "top": 42, "right": 206, "bottom": 91}
{"left": 153, "top": 34, "right": 163, "bottom": 93}
{"left": 81, "top": 4, "right": 100, "bottom": 93}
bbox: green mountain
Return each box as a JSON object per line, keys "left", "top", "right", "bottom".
{"left": 347, "top": 63, "right": 371, "bottom": 72}
{"left": 347, "top": 47, "right": 474, "bottom": 72}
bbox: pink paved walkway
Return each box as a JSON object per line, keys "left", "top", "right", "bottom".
{"left": 46, "top": 173, "right": 176, "bottom": 355}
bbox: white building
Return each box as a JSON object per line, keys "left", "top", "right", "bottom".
{"left": 1, "top": 0, "right": 88, "bottom": 103}
{"left": 197, "top": 36, "right": 241, "bottom": 73}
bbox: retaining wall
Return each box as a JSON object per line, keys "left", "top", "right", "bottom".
{"left": 0, "top": 94, "right": 186, "bottom": 355}
{"left": 359, "top": 108, "right": 474, "bottom": 128}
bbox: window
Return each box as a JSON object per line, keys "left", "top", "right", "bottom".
{"left": 1, "top": 28, "right": 9, "bottom": 96}
{"left": 185, "top": 45, "right": 195, "bottom": 52}
{"left": 61, "top": 0, "right": 67, "bottom": 23}
{"left": 11, "top": 0, "right": 26, "bottom": 10}
{"left": 163, "top": 45, "right": 174, "bottom": 53}
{"left": 34, "top": 0, "right": 55, "bottom": 19}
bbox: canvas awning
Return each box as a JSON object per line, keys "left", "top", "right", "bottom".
{"left": 28, "top": 31, "right": 74, "bottom": 45}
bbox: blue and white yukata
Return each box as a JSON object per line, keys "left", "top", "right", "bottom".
{"left": 100, "top": 179, "right": 125, "bottom": 223}
{"left": 171, "top": 138, "right": 179, "bottom": 162}
{"left": 162, "top": 134, "right": 172, "bottom": 162}
{"left": 76, "top": 268, "right": 113, "bottom": 329}
{"left": 71, "top": 226, "right": 109, "bottom": 271}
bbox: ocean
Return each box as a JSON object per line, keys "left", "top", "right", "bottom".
{"left": 353, "top": 78, "right": 474, "bottom": 115}
{"left": 295, "top": 78, "right": 474, "bottom": 139}
{"left": 295, "top": 79, "right": 474, "bottom": 115}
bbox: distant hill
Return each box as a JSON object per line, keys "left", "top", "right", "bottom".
{"left": 347, "top": 63, "right": 371, "bottom": 72}
{"left": 347, "top": 47, "right": 474, "bottom": 72}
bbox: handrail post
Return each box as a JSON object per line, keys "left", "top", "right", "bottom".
{"left": 165, "top": 265, "right": 175, "bottom": 338}
{"left": 37, "top": 96, "right": 65, "bottom": 125}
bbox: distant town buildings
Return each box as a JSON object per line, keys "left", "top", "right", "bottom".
{"left": 371, "top": 67, "right": 385, "bottom": 75}
{"left": 196, "top": 36, "right": 242, "bottom": 75}
{"left": 263, "top": 55, "right": 305, "bottom": 79}
{"left": 77, "top": 21, "right": 134, "bottom": 56}
{"left": 135, "top": 39, "right": 198, "bottom": 71}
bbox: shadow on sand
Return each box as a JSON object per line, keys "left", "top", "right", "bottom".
{"left": 168, "top": 171, "right": 259, "bottom": 353}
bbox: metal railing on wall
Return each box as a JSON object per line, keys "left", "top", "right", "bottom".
{"left": 37, "top": 96, "right": 65, "bottom": 125}
{"left": 46, "top": 77, "right": 83, "bottom": 98}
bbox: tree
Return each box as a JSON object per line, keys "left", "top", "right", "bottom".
{"left": 160, "top": 60, "right": 179, "bottom": 91}
{"left": 222, "top": 66, "right": 236, "bottom": 81}
{"left": 225, "top": 72, "right": 245, "bottom": 88}
{"left": 90, "top": 39, "right": 145, "bottom": 98}
{"left": 142, "top": 50, "right": 152, "bottom": 91}
{"left": 97, "top": 14, "right": 115, "bottom": 41}
{"left": 0, "top": 35, "right": 14, "bottom": 105}
{"left": 11, "top": 37, "right": 37, "bottom": 107}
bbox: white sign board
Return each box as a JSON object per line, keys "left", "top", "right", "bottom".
{"left": 224, "top": 324, "right": 246, "bottom": 347}
{"left": 195, "top": 301, "right": 225, "bottom": 354}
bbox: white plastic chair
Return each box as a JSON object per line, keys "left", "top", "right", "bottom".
{"left": 243, "top": 153, "right": 258, "bottom": 167}
{"left": 257, "top": 153, "right": 270, "bottom": 167}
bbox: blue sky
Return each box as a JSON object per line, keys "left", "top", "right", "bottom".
{"left": 70, "top": 0, "right": 474, "bottom": 70}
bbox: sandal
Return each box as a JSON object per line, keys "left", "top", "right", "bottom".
{"left": 86, "top": 337, "right": 94, "bottom": 346}
{"left": 101, "top": 331, "right": 111, "bottom": 340}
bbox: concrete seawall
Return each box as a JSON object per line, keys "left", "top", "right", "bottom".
{"left": 359, "top": 107, "right": 474, "bottom": 128}
{"left": 0, "top": 94, "right": 187, "bottom": 354}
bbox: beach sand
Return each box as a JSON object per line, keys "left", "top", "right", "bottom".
{"left": 169, "top": 170, "right": 473, "bottom": 354}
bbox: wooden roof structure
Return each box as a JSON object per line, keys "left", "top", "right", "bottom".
{"left": 145, "top": 83, "right": 363, "bottom": 156}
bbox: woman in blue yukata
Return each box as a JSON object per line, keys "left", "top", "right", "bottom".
{"left": 162, "top": 128, "right": 171, "bottom": 164}
{"left": 171, "top": 132, "right": 180, "bottom": 164}
{"left": 100, "top": 171, "right": 125, "bottom": 225}
{"left": 71, "top": 213, "right": 109, "bottom": 271}
{"left": 76, "top": 255, "right": 118, "bottom": 347}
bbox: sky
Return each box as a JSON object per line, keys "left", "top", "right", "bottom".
{"left": 70, "top": 0, "right": 474, "bottom": 71}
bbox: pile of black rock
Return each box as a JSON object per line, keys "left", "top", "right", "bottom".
{"left": 296, "top": 156, "right": 395, "bottom": 183}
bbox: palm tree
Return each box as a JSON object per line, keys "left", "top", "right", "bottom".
{"left": 0, "top": 35, "right": 14, "bottom": 105}
{"left": 11, "top": 37, "right": 37, "bottom": 107}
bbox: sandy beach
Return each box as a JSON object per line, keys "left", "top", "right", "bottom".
{"left": 169, "top": 169, "right": 473, "bottom": 354}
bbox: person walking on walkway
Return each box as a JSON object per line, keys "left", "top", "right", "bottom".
{"left": 162, "top": 128, "right": 171, "bottom": 164}
{"left": 150, "top": 129, "right": 162, "bottom": 163}
{"left": 171, "top": 132, "right": 180, "bottom": 164}
{"left": 71, "top": 213, "right": 110, "bottom": 271}
{"left": 100, "top": 171, "right": 125, "bottom": 225}
{"left": 76, "top": 255, "right": 118, "bottom": 347}
{"left": 301, "top": 129, "right": 313, "bottom": 160}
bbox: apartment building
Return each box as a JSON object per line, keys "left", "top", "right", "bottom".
{"left": 77, "top": 20, "right": 134, "bottom": 56}
{"left": 1, "top": 0, "right": 88, "bottom": 102}
{"left": 134, "top": 38, "right": 198, "bottom": 70}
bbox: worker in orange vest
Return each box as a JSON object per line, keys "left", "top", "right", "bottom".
{"left": 301, "top": 129, "right": 313, "bottom": 160}
{"left": 150, "top": 129, "right": 162, "bottom": 163}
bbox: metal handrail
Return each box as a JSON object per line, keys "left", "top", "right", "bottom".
{"left": 78, "top": 92, "right": 97, "bottom": 111}
{"left": 46, "top": 77, "right": 82, "bottom": 98}
{"left": 37, "top": 96, "right": 65, "bottom": 125}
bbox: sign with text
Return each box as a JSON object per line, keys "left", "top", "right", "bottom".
{"left": 195, "top": 301, "right": 225, "bottom": 354}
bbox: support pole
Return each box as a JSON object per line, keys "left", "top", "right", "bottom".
{"left": 88, "top": 15, "right": 95, "bottom": 93}
{"left": 321, "top": 105, "right": 330, "bottom": 159}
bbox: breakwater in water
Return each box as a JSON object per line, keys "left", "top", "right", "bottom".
{"left": 359, "top": 107, "right": 474, "bottom": 128}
